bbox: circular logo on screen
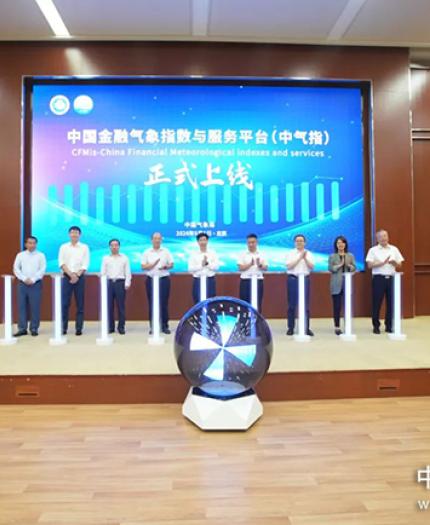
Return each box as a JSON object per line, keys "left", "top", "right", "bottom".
{"left": 49, "top": 95, "right": 70, "bottom": 115}
{"left": 73, "top": 95, "right": 94, "bottom": 115}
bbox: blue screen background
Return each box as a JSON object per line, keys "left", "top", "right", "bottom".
{"left": 30, "top": 80, "right": 366, "bottom": 273}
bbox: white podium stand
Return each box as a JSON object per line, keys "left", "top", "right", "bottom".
{"left": 388, "top": 272, "right": 407, "bottom": 341}
{"left": 49, "top": 274, "right": 67, "bottom": 346}
{"left": 182, "top": 388, "right": 263, "bottom": 430}
{"left": 199, "top": 274, "right": 209, "bottom": 335}
{"left": 0, "top": 275, "right": 17, "bottom": 346}
{"left": 339, "top": 272, "right": 357, "bottom": 341}
{"left": 199, "top": 274, "right": 207, "bottom": 302}
{"left": 148, "top": 274, "right": 164, "bottom": 345}
{"left": 251, "top": 274, "right": 259, "bottom": 311}
{"left": 96, "top": 274, "right": 113, "bottom": 346}
{"left": 294, "top": 273, "right": 311, "bottom": 342}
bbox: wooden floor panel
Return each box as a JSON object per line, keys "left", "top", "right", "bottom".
{"left": 0, "top": 398, "right": 430, "bottom": 524}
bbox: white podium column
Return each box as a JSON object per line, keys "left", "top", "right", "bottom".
{"left": 49, "top": 274, "right": 67, "bottom": 345}
{"left": 199, "top": 274, "right": 207, "bottom": 302}
{"left": 148, "top": 275, "right": 164, "bottom": 345}
{"left": 340, "top": 272, "right": 357, "bottom": 341}
{"left": 250, "top": 274, "right": 259, "bottom": 311}
{"left": 0, "top": 275, "right": 17, "bottom": 345}
{"left": 96, "top": 274, "right": 113, "bottom": 346}
{"left": 389, "top": 272, "right": 407, "bottom": 341}
{"left": 200, "top": 274, "right": 209, "bottom": 337}
{"left": 294, "top": 273, "right": 311, "bottom": 342}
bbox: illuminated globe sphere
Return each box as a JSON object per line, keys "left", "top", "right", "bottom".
{"left": 175, "top": 297, "right": 273, "bottom": 399}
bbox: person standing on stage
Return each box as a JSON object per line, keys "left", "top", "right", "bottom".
{"left": 101, "top": 239, "right": 131, "bottom": 335}
{"left": 58, "top": 226, "right": 90, "bottom": 336}
{"left": 188, "top": 232, "right": 219, "bottom": 304}
{"left": 286, "top": 234, "right": 315, "bottom": 336}
{"left": 328, "top": 235, "right": 356, "bottom": 336}
{"left": 13, "top": 236, "right": 46, "bottom": 337}
{"left": 141, "top": 232, "right": 174, "bottom": 335}
{"left": 237, "top": 233, "right": 268, "bottom": 312}
{"left": 366, "top": 229, "right": 404, "bottom": 334}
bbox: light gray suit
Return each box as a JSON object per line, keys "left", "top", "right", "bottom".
{"left": 328, "top": 253, "right": 356, "bottom": 295}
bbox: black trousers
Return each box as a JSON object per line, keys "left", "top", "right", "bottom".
{"left": 239, "top": 278, "right": 263, "bottom": 312}
{"left": 287, "top": 275, "right": 310, "bottom": 331}
{"left": 146, "top": 276, "right": 170, "bottom": 330}
{"left": 62, "top": 274, "right": 85, "bottom": 332}
{"left": 108, "top": 279, "right": 126, "bottom": 332}
{"left": 17, "top": 280, "right": 42, "bottom": 332}
{"left": 372, "top": 275, "right": 393, "bottom": 330}
{"left": 332, "top": 291, "right": 343, "bottom": 328}
{"left": 192, "top": 276, "right": 216, "bottom": 304}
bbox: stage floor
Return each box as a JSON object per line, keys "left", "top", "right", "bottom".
{"left": 0, "top": 317, "right": 429, "bottom": 376}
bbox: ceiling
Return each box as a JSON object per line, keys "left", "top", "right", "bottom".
{"left": 1, "top": 0, "right": 430, "bottom": 63}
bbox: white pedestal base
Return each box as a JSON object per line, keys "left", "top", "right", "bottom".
{"left": 49, "top": 337, "right": 67, "bottom": 346}
{"left": 0, "top": 337, "right": 17, "bottom": 346}
{"left": 388, "top": 333, "right": 407, "bottom": 341}
{"left": 339, "top": 333, "right": 357, "bottom": 342}
{"left": 96, "top": 337, "right": 114, "bottom": 346}
{"left": 293, "top": 334, "right": 311, "bottom": 343}
{"left": 148, "top": 336, "right": 165, "bottom": 345}
{"left": 182, "top": 388, "right": 263, "bottom": 431}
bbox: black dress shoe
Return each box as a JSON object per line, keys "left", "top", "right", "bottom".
{"left": 108, "top": 329, "right": 115, "bottom": 334}
{"left": 118, "top": 329, "right": 125, "bottom": 335}
{"left": 31, "top": 331, "right": 38, "bottom": 337}
{"left": 286, "top": 329, "right": 294, "bottom": 336}
{"left": 335, "top": 328, "right": 342, "bottom": 336}
{"left": 75, "top": 330, "right": 82, "bottom": 336}
{"left": 62, "top": 330, "right": 67, "bottom": 335}
{"left": 306, "top": 329, "right": 314, "bottom": 337}
{"left": 373, "top": 327, "right": 381, "bottom": 334}
{"left": 162, "top": 328, "right": 171, "bottom": 335}
{"left": 385, "top": 327, "right": 393, "bottom": 334}
{"left": 14, "top": 330, "right": 27, "bottom": 337}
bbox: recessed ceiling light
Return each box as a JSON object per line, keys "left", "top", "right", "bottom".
{"left": 34, "top": 0, "right": 71, "bottom": 38}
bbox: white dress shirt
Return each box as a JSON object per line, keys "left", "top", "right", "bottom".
{"left": 188, "top": 249, "right": 219, "bottom": 278}
{"left": 13, "top": 250, "right": 46, "bottom": 283}
{"left": 286, "top": 248, "right": 315, "bottom": 275}
{"left": 366, "top": 244, "right": 404, "bottom": 276}
{"left": 237, "top": 250, "right": 267, "bottom": 279}
{"left": 141, "top": 247, "right": 173, "bottom": 277}
{"left": 58, "top": 242, "right": 90, "bottom": 273}
{"left": 101, "top": 253, "right": 132, "bottom": 288}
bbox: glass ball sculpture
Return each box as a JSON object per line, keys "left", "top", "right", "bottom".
{"left": 175, "top": 297, "right": 273, "bottom": 399}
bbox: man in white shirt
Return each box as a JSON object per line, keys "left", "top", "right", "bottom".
{"left": 366, "top": 229, "right": 404, "bottom": 334}
{"left": 58, "top": 226, "right": 90, "bottom": 336}
{"left": 237, "top": 233, "right": 268, "bottom": 312}
{"left": 101, "top": 239, "right": 131, "bottom": 335}
{"left": 13, "top": 236, "right": 46, "bottom": 336}
{"left": 286, "top": 234, "right": 315, "bottom": 336}
{"left": 141, "top": 232, "right": 174, "bottom": 334}
{"left": 188, "top": 232, "right": 219, "bottom": 304}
